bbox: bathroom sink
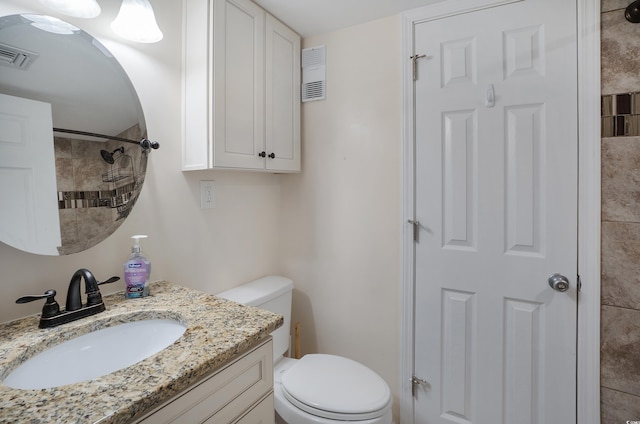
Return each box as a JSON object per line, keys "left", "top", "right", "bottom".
{"left": 3, "top": 319, "right": 186, "bottom": 390}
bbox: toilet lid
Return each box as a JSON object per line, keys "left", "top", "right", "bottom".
{"left": 280, "top": 354, "right": 391, "bottom": 420}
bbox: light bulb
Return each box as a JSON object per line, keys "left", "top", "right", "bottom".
{"left": 111, "top": 0, "right": 163, "bottom": 44}
{"left": 38, "top": 0, "right": 101, "bottom": 19}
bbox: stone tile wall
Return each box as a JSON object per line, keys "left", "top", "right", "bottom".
{"left": 53, "top": 124, "right": 145, "bottom": 255}
{"left": 601, "top": 0, "right": 640, "bottom": 421}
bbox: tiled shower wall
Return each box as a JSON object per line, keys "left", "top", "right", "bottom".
{"left": 600, "top": 1, "right": 640, "bottom": 421}
{"left": 53, "top": 124, "right": 144, "bottom": 255}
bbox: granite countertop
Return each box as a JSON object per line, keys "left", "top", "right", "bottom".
{"left": 0, "top": 281, "right": 283, "bottom": 424}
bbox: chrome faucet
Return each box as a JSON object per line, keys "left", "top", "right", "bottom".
{"left": 16, "top": 269, "right": 119, "bottom": 328}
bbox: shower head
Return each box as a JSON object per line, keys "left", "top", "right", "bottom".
{"left": 100, "top": 147, "right": 125, "bottom": 164}
{"left": 626, "top": 1, "right": 640, "bottom": 23}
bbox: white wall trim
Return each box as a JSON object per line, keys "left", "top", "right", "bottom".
{"left": 400, "top": 0, "right": 601, "bottom": 422}
{"left": 577, "top": 0, "right": 601, "bottom": 423}
{"left": 399, "top": 9, "right": 417, "bottom": 423}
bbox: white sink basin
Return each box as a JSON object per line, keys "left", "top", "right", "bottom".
{"left": 3, "top": 319, "right": 186, "bottom": 390}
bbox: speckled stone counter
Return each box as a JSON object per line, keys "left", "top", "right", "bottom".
{"left": 0, "top": 281, "right": 283, "bottom": 424}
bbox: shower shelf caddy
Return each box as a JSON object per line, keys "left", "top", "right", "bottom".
{"left": 102, "top": 168, "right": 132, "bottom": 183}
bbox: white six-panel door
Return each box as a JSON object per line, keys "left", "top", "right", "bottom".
{"left": 0, "top": 93, "right": 60, "bottom": 255}
{"left": 411, "top": 0, "right": 578, "bottom": 422}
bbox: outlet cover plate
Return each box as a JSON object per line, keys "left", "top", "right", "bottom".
{"left": 200, "top": 181, "right": 215, "bottom": 209}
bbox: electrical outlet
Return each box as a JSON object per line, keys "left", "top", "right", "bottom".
{"left": 200, "top": 181, "right": 215, "bottom": 209}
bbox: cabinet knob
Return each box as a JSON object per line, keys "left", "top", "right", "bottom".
{"left": 268, "top": 153, "right": 275, "bottom": 159}
{"left": 258, "top": 151, "right": 266, "bottom": 158}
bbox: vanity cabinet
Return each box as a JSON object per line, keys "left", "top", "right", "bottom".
{"left": 183, "top": 0, "right": 301, "bottom": 172}
{"left": 132, "top": 338, "right": 274, "bottom": 424}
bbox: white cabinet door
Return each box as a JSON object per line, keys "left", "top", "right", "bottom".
{"left": 265, "top": 14, "right": 300, "bottom": 172}
{"left": 183, "top": 0, "right": 210, "bottom": 171}
{"left": 212, "top": 0, "right": 265, "bottom": 170}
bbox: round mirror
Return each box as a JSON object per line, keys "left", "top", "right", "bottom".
{"left": 0, "top": 14, "right": 151, "bottom": 256}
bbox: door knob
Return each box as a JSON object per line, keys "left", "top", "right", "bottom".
{"left": 548, "top": 273, "right": 570, "bottom": 292}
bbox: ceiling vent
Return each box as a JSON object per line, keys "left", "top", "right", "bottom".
{"left": 0, "top": 42, "right": 38, "bottom": 71}
{"left": 301, "top": 45, "right": 326, "bottom": 102}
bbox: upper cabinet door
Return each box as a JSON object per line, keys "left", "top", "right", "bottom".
{"left": 183, "top": 0, "right": 210, "bottom": 171}
{"left": 212, "top": 0, "right": 265, "bottom": 169}
{"left": 265, "top": 15, "right": 301, "bottom": 172}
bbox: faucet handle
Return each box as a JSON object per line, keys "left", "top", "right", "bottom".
{"left": 98, "top": 276, "right": 120, "bottom": 286}
{"left": 16, "top": 289, "right": 60, "bottom": 319}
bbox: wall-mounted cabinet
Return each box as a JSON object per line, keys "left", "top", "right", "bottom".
{"left": 183, "top": 0, "right": 301, "bottom": 172}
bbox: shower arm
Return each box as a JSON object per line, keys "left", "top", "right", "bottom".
{"left": 53, "top": 127, "right": 160, "bottom": 150}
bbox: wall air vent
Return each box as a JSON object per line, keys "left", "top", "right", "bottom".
{"left": 301, "top": 45, "right": 326, "bottom": 102}
{"left": 0, "top": 42, "right": 38, "bottom": 71}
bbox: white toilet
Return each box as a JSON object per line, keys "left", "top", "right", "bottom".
{"left": 217, "top": 276, "right": 392, "bottom": 424}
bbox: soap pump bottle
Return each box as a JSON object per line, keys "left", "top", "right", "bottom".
{"left": 124, "top": 235, "right": 151, "bottom": 298}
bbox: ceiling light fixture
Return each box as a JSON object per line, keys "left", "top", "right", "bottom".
{"left": 111, "top": 0, "right": 163, "bottom": 44}
{"left": 38, "top": 0, "right": 101, "bottom": 19}
{"left": 22, "top": 14, "right": 81, "bottom": 34}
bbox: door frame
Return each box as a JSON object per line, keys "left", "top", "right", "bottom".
{"left": 399, "top": 0, "right": 601, "bottom": 423}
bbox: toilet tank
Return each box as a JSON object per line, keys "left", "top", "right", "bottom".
{"left": 216, "top": 276, "right": 293, "bottom": 360}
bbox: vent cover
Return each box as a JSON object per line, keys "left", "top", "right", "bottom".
{"left": 0, "top": 42, "right": 38, "bottom": 70}
{"left": 301, "top": 45, "right": 326, "bottom": 102}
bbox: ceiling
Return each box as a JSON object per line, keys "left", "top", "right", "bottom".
{"left": 252, "top": 0, "right": 445, "bottom": 37}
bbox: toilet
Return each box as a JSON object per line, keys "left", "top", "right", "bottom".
{"left": 217, "top": 276, "right": 392, "bottom": 424}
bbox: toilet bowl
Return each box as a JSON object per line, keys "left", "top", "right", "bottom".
{"left": 217, "top": 276, "right": 392, "bottom": 424}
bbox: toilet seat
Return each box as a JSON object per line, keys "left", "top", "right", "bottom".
{"left": 280, "top": 354, "right": 391, "bottom": 421}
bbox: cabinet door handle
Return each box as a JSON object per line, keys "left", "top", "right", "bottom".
{"left": 258, "top": 151, "right": 266, "bottom": 158}
{"left": 268, "top": 153, "right": 275, "bottom": 159}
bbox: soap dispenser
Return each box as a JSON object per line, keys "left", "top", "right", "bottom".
{"left": 124, "top": 235, "right": 151, "bottom": 298}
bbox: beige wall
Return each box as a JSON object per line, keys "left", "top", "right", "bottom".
{"left": 0, "top": 0, "right": 282, "bottom": 321}
{"left": 278, "top": 16, "right": 403, "bottom": 421}
{"left": 600, "top": 1, "right": 640, "bottom": 421}
{"left": 0, "top": 4, "right": 403, "bottom": 420}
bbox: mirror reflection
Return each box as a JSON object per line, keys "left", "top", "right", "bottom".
{"left": 0, "top": 14, "right": 152, "bottom": 256}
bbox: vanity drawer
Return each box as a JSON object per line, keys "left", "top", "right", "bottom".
{"left": 134, "top": 338, "right": 273, "bottom": 424}
{"left": 230, "top": 392, "right": 275, "bottom": 424}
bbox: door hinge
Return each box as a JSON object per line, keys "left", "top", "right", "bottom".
{"left": 408, "top": 219, "right": 420, "bottom": 242}
{"left": 577, "top": 274, "right": 582, "bottom": 292}
{"left": 410, "top": 54, "right": 427, "bottom": 81}
{"left": 410, "top": 375, "right": 428, "bottom": 396}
